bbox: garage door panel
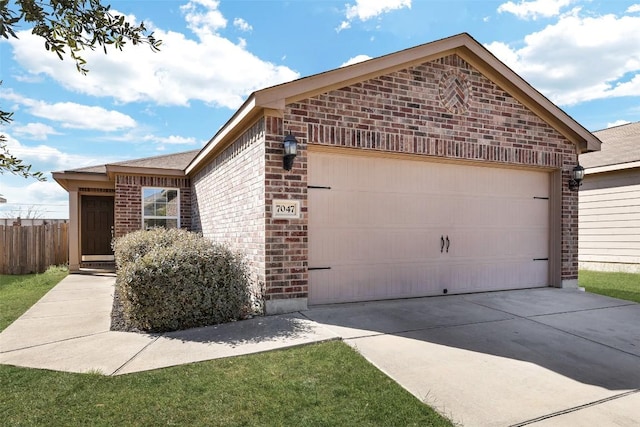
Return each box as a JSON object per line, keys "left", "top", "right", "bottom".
{"left": 308, "top": 152, "right": 550, "bottom": 305}
{"left": 447, "top": 261, "right": 548, "bottom": 293}
{"left": 312, "top": 227, "right": 442, "bottom": 266}
{"left": 443, "top": 225, "right": 548, "bottom": 259}
{"left": 454, "top": 196, "right": 548, "bottom": 228}
{"left": 309, "top": 261, "right": 443, "bottom": 304}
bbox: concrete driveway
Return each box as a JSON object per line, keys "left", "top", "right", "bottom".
{"left": 304, "top": 288, "right": 640, "bottom": 427}
{"left": 2, "top": 275, "right": 638, "bottom": 426}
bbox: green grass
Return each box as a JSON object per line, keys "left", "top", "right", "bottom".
{"left": 0, "top": 340, "right": 451, "bottom": 426}
{"left": 0, "top": 268, "right": 451, "bottom": 426}
{"left": 580, "top": 270, "right": 640, "bottom": 303}
{"left": 0, "top": 265, "right": 68, "bottom": 331}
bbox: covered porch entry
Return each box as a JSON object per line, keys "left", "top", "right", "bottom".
{"left": 80, "top": 195, "right": 115, "bottom": 271}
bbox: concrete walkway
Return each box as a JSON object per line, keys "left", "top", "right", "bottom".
{"left": 2, "top": 274, "right": 639, "bottom": 426}
{"left": 0, "top": 274, "right": 338, "bottom": 375}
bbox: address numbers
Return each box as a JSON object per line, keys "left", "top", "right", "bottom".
{"left": 272, "top": 199, "right": 300, "bottom": 219}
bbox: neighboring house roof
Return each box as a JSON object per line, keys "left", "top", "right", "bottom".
{"left": 186, "top": 32, "right": 601, "bottom": 175}
{"left": 581, "top": 121, "right": 640, "bottom": 172}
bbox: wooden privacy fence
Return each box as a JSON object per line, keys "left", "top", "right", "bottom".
{"left": 0, "top": 223, "right": 69, "bottom": 274}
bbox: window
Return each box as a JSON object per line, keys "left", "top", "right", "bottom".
{"left": 142, "top": 187, "right": 179, "bottom": 229}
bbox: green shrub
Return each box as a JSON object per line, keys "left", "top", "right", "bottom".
{"left": 113, "top": 228, "right": 252, "bottom": 332}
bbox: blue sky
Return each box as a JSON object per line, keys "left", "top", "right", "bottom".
{"left": 1, "top": 0, "right": 639, "bottom": 218}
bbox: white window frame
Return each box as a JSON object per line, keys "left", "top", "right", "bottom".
{"left": 141, "top": 187, "right": 181, "bottom": 229}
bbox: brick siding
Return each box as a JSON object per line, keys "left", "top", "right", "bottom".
{"left": 280, "top": 53, "right": 579, "bottom": 295}
{"left": 263, "top": 115, "right": 308, "bottom": 301}
{"left": 192, "top": 52, "right": 582, "bottom": 304}
{"left": 191, "top": 120, "right": 267, "bottom": 291}
{"left": 114, "top": 175, "right": 191, "bottom": 238}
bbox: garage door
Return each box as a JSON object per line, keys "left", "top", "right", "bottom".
{"left": 308, "top": 151, "right": 550, "bottom": 305}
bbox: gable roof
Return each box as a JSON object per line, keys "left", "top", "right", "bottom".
{"left": 187, "top": 32, "right": 601, "bottom": 175}
{"left": 580, "top": 121, "right": 640, "bottom": 172}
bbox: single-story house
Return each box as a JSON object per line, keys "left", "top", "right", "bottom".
{"left": 579, "top": 121, "right": 640, "bottom": 273}
{"left": 54, "top": 33, "right": 601, "bottom": 314}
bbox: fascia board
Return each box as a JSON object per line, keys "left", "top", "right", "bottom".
{"left": 254, "top": 34, "right": 467, "bottom": 108}
{"left": 456, "top": 42, "right": 601, "bottom": 154}
{"left": 585, "top": 160, "right": 640, "bottom": 175}
{"left": 186, "top": 96, "right": 258, "bottom": 175}
{"left": 52, "top": 171, "right": 113, "bottom": 191}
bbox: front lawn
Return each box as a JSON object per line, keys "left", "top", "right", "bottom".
{"left": 0, "top": 268, "right": 451, "bottom": 426}
{"left": 579, "top": 270, "right": 640, "bottom": 303}
{"left": 0, "top": 265, "right": 68, "bottom": 331}
{"left": 0, "top": 340, "right": 451, "bottom": 426}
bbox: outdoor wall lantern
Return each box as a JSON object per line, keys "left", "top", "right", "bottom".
{"left": 283, "top": 132, "right": 298, "bottom": 171}
{"left": 568, "top": 164, "right": 585, "bottom": 191}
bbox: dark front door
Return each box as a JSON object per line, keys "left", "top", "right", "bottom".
{"left": 81, "top": 195, "right": 115, "bottom": 258}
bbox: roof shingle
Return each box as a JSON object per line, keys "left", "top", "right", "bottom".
{"left": 581, "top": 122, "right": 640, "bottom": 169}
{"left": 60, "top": 149, "right": 200, "bottom": 174}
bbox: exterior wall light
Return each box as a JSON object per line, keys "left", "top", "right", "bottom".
{"left": 569, "top": 164, "right": 585, "bottom": 191}
{"left": 283, "top": 132, "right": 298, "bottom": 171}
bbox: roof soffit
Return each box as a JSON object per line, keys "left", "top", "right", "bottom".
{"left": 52, "top": 171, "right": 112, "bottom": 191}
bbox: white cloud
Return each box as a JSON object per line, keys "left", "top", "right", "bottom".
{"left": 0, "top": 180, "right": 69, "bottom": 219}
{"left": 12, "top": 123, "right": 61, "bottom": 140}
{"left": 338, "top": 0, "right": 411, "bottom": 31}
{"left": 1, "top": 132, "right": 114, "bottom": 172}
{"left": 497, "top": 0, "right": 576, "bottom": 20}
{"left": 32, "top": 102, "right": 136, "bottom": 131}
{"left": 103, "top": 130, "right": 202, "bottom": 151}
{"left": 140, "top": 133, "right": 200, "bottom": 151}
{"left": 627, "top": 4, "right": 640, "bottom": 13}
{"left": 607, "top": 120, "right": 631, "bottom": 128}
{"left": 180, "top": 0, "right": 227, "bottom": 38}
{"left": 485, "top": 10, "right": 640, "bottom": 106}
{"left": 6, "top": 2, "right": 299, "bottom": 110}
{"left": 152, "top": 135, "right": 198, "bottom": 145}
{"left": 340, "top": 54, "right": 373, "bottom": 67}
{"left": 233, "top": 17, "right": 253, "bottom": 32}
{"left": 1, "top": 91, "right": 136, "bottom": 131}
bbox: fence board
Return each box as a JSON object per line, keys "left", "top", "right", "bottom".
{"left": 0, "top": 223, "right": 69, "bottom": 274}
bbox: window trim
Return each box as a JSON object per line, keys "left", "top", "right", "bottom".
{"left": 141, "top": 187, "right": 181, "bottom": 229}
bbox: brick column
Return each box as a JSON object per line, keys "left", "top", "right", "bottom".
{"left": 263, "top": 115, "right": 309, "bottom": 314}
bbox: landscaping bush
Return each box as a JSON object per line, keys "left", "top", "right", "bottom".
{"left": 112, "top": 228, "right": 252, "bottom": 333}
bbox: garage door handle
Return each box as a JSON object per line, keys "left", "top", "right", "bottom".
{"left": 446, "top": 236, "right": 450, "bottom": 253}
{"left": 441, "top": 236, "right": 445, "bottom": 253}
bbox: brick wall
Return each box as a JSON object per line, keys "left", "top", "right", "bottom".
{"left": 191, "top": 120, "right": 267, "bottom": 291}
{"left": 283, "top": 53, "right": 580, "bottom": 291}
{"left": 262, "top": 115, "right": 308, "bottom": 302}
{"left": 114, "top": 175, "right": 191, "bottom": 237}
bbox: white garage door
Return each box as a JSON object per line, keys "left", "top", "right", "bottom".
{"left": 308, "top": 151, "right": 550, "bottom": 305}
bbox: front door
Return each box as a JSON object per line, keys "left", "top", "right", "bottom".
{"left": 81, "top": 195, "right": 115, "bottom": 260}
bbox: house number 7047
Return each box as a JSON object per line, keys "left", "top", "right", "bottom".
{"left": 276, "top": 205, "right": 296, "bottom": 214}
{"left": 272, "top": 199, "right": 300, "bottom": 219}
